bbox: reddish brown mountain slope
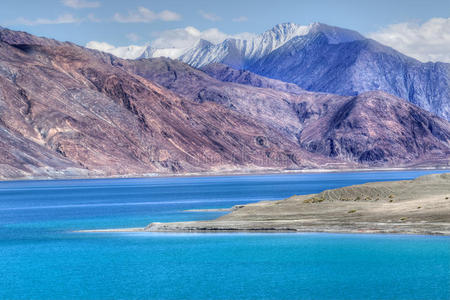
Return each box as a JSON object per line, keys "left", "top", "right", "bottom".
{"left": 0, "top": 28, "right": 449, "bottom": 179}
{"left": 124, "top": 58, "right": 450, "bottom": 167}
{"left": 0, "top": 28, "right": 334, "bottom": 179}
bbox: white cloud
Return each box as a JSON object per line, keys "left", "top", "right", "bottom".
{"left": 61, "top": 0, "right": 100, "bottom": 9}
{"left": 86, "top": 41, "right": 115, "bottom": 52}
{"left": 369, "top": 18, "right": 450, "bottom": 63}
{"left": 113, "top": 7, "right": 181, "bottom": 23}
{"left": 158, "top": 10, "right": 181, "bottom": 21}
{"left": 152, "top": 26, "right": 228, "bottom": 48}
{"left": 87, "top": 13, "right": 101, "bottom": 22}
{"left": 199, "top": 10, "right": 221, "bottom": 22}
{"left": 232, "top": 16, "right": 248, "bottom": 22}
{"left": 86, "top": 41, "right": 147, "bottom": 59}
{"left": 15, "top": 14, "right": 80, "bottom": 25}
{"left": 152, "top": 26, "right": 256, "bottom": 49}
{"left": 126, "top": 33, "right": 140, "bottom": 42}
{"left": 86, "top": 26, "right": 257, "bottom": 59}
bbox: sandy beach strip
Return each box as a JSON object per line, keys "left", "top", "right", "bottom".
{"left": 78, "top": 173, "right": 450, "bottom": 236}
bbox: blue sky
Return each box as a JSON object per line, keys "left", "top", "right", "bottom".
{"left": 1, "top": 0, "right": 450, "bottom": 62}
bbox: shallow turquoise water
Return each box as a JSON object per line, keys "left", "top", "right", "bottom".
{"left": 0, "top": 170, "right": 449, "bottom": 299}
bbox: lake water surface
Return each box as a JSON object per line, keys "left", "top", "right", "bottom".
{"left": 1, "top": 170, "right": 449, "bottom": 299}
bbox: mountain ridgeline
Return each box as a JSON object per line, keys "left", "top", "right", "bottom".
{"left": 124, "top": 57, "right": 450, "bottom": 166}
{"left": 171, "top": 23, "right": 450, "bottom": 120}
{"left": 0, "top": 27, "right": 449, "bottom": 179}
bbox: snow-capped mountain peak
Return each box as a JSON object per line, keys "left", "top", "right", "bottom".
{"left": 87, "top": 22, "right": 365, "bottom": 66}
{"left": 178, "top": 22, "right": 320, "bottom": 68}
{"left": 307, "top": 22, "right": 365, "bottom": 44}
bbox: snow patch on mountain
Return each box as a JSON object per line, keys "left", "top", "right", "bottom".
{"left": 180, "top": 23, "right": 313, "bottom": 68}
{"left": 178, "top": 22, "right": 365, "bottom": 68}
{"left": 86, "top": 25, "right": 258, "bottom": 60}
{"left": 86, "top": 22, "right": 358, "bottom": 64}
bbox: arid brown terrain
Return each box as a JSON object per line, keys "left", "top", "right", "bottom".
{"left": 124, "top": 57, "right": 450, "bottom": 166}
{"left": 87, "top": 173, "right": 449, "bottom": 235}
{"left": 0, "top": 27, "right": 333, "bottom": 179}
{"left": 0, "top": 27, "right": 449, "bottom": 179}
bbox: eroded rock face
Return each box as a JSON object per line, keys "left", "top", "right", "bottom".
{"left": 124, "top": 57, "right": 450, "bottom": 167}
{"left": 296, "top": 91, "right": 450, "bottom": 165}
{"left": 0, "top": 27, "right": 333, "bottom": 179}
{"left": 0, "top": 27, "right": 449, "bottom": 179}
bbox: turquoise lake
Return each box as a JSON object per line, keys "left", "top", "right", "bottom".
{"left": 0, "top": 170, "right": 449, "bottom": 300}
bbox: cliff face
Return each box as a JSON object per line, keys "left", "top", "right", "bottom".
{"left": 0, "top": 28, "right": 449, "bottom": 179}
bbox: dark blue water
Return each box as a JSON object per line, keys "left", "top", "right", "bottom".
{"left": 1, "top": 170, "right": 449, "bottom": 299}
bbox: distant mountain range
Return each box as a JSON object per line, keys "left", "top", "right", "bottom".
{"left": 178, "top": 23, "right": 365, "bottom": 68}
{"left": 0, "top": 27, "right": 334, "bottom": 179}
{"left": 180, "top": 23, "right": 450, "bottom": 121}
{"left": 104, "top": 22, "right": 449, "bottom": 120}
{"left": 126, "top": 57, "right": 450, "bottom": 165}
{"left": 246, "top": 28, "right": 450, "bottom": 121}
{"left": 0, "top": 26, "right": 449, "bottom": 179}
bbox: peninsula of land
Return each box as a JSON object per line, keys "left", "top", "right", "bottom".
{"left": 81, "top": 173, "right": 450, "bottom": 235}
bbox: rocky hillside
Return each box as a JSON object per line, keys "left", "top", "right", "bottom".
{"left": 165, "top": 23, "right": 449, "bottom": 120}
{"left": 249, "top": 32, "right": 450, "bottom": 120}
{"left": 295, "top": 91, "right": 450, "bottom": 165}
{"left": 0, "top": 27, "right": 448, "bottom": 179}
{"left": 124, "top": 57, "right": 450, "bottom": 167}
{"left": 200, "top": 63, "right": 305, "bottom": 94}
{"left": 0, "top": 28, "right": 333, "bottom": 179}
